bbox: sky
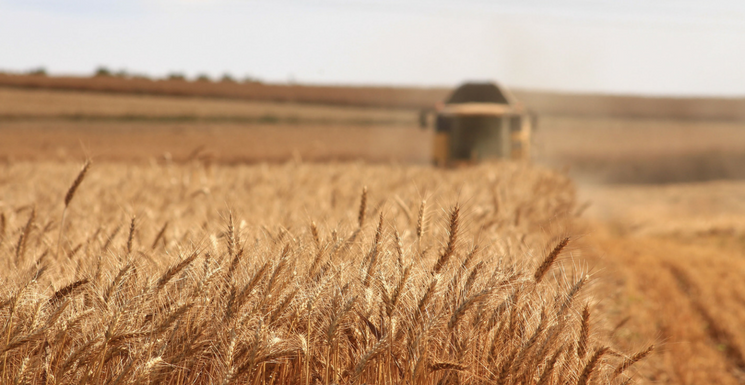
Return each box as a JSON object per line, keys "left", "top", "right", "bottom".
{"left": 1, "top": 0, "right": 745, "bottom": 97}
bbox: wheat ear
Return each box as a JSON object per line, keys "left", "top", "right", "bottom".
{"left": 57, "top": 160, "right": 90, "bottom": 258}
{"left": 433, "top": 203, "right": 459, "bottom": 274}
{"left": 416, "top": 199, "right": 426, "bottom": 241}
{"left": 156, "top": 251, "right": 199, "bottom": 291}
{"left": 126, "top": 216, "right": 135, "bottom": 255}
{"left": 577, "top": 347, "right": 609, "bottom": 385}
{"left": 0, "top": 212, "right": 5, "bottom": 247}
{"left": 226, "top": 213, "right": 235, "bottom": 258}
{"left": 358, "top": 186, "right": 367, "bottom": 228}
{"left": 48, "top": 278, "right": 89, "bottom": 306}
{"left": 577, "top": 304, "right": 591, "bottom": 359}
{"left": 613, "top": 345, "right": 654, "bottom": 378}
{"left": 15, "top": 208, "right": 35, "bottom": 265}
{"left": 151, "top": 221, "right": 168, "bottom": 250}
{"left": 534, "top": 237, "right": 569, "bottom": 283}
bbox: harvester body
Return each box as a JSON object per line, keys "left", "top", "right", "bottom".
{"left": 429, "top": 82, "right": 531, "bottom": 165}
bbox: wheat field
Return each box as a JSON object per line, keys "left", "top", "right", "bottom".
{"left": 0, "top": 160, "right": 648, "bottom": 384}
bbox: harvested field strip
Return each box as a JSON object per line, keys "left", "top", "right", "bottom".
{"left": 665, "top": 263, "right": 745, "bottom": 373}
{"left": 0, "top": 161, "right": 644, "bottom": 384}
{"left": 589, "top": 228, "right": 745, "bottom": 385}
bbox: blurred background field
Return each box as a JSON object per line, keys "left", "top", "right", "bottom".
{"left": 3, "top": 79, "right": 745, "bottom": 184}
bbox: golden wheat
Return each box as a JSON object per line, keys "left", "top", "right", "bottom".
{"left": 0, "top": 160, "right": 643, "bottom": 384}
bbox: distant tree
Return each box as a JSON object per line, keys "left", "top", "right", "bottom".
{"left": 242, "top": 75, "right": 262, "bottom": 84}
{"left": 114, "top": 69, "right": 129, "bottom": 78}
{"left": 94, "top": 66, "right": 112, "bottom": 77}
{"left": 168, "top": 73, "right": 186, "bottom": 81}
{"left": 28, "top": 67, "right": 47, "bottom": 76}
{"left": 196, "top": 73, "right": 212, "bottom": 82}
{"left": 220, "top": 73, "right": 236, "bottom": 83}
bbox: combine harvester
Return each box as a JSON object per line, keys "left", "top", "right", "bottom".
{"left": 421, "top": 82, "right": 532, "bottom": 165}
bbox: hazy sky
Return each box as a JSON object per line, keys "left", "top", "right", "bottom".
{"left": 1, "top": 0, "right": 744, "bottom": 96}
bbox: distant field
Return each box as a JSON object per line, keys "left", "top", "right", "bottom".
{"left": 0, "top": 121, "right": 430, "bottom": 163}
{"left": 0, "top": 73, "right": 449, "bottom": 109}
{"left": 4, "top": 73, "right": 745, "bottom": 119}
{"left": 0, "top": 86, "right": 428, "bottom": 163}
{"left": 4, "top": 86, "right": 745, "bottom": 184}
{"left": 534, "top": 116, "right": 745, "bottom": 183}
{"left": 0, "top": 87, "right": 418, "bottom": 124}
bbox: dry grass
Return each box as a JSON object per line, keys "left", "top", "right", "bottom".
{"left": 0, "top": 160, "right": 643, "bottom": 384}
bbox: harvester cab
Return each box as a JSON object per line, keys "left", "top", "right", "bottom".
{"left": 421, "top": 82, "right": 532, "bottom": 165}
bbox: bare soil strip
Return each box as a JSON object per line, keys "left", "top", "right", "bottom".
{"left": 579, "top": 182, "right": 745, "bottom": 384}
